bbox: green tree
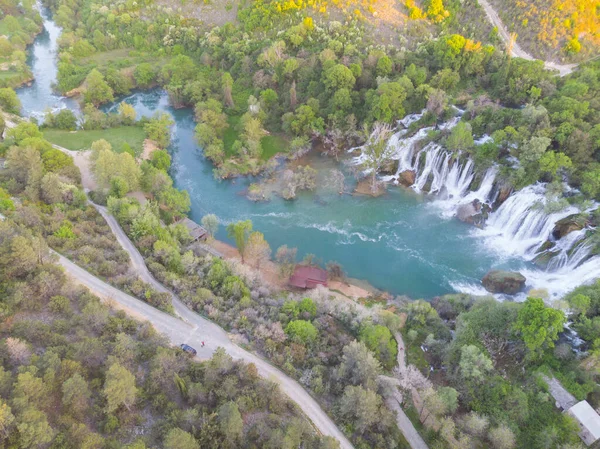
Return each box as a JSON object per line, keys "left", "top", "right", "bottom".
{"left": 134, "top": 63, "right": 156, "bottom": 88}
{"left": 0, "top": 401, "right": 15, "bottom": 440}
{"left": 84, "top": 69, "right": 114, "bottom": 107}
{"left": 459, "top": 345, "right": 493, "bottom": 381}
{"left": 0, "top": 87, "right": 21, "bottom": 114}
{"left": 514, "top": 297, "right": 566, "bottom": 358}
{"left": 447, "top": 121, "right": 474, "bottom": 151}
{"left": 103, "top": 363, "right": 137, "bottom": 413}
{"left": 218, "top": 402, "right": 243, "bottom": 447}
{"left": 323, "top": 64, "right": 356, "bottom": 91}
{"left": 201, "top": 214, "right": 219, "bottom": 239}
{"left": 285, "top": 320, "right": 318, "bottom": 344}
{"left": 226, "top": 220, "right": 253, "bottom": 263}
{"left": 164, "top": 428, "right": 199, "bottom": 449}
{"left": 336, "top": 341, "right": 381, "bottom": 390}
{"left": 62, "top": 373, "right": 91, "bottom": 415}
{"left": 16, "top": 408, "right": 55, "bottom": 449}
{"left": 339, "top": 385, "right": 381, "bottom": 433}
{"left": 222, "top": 72, "right": 234, "bottom": 108}
{"left": 359, "top": 323, "right": 397, "bottom": 368}
{"left": 538, "top": 151, "right": 572, "bottom": 180}
{"left": 151, "top": 149, "right": 171, "bottom": 171}
{"left": 581, "top": 167, "right": 600, "bottom": 199}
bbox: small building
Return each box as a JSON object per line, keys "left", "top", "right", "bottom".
{"left": 567, "top": 401, "right": 600, "bottom": 446}
{"left": 177, "top": 217, "right": 208, "bottom": 242}
{"left": 289, "top": 265, "right": 328, "bottom": 289}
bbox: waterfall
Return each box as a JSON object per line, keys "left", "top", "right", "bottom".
{"left": 352, "top": 111, "right": 600, "bottom": 299}
{"left": 477, "top": 184, "right": 579, "bottom": 260}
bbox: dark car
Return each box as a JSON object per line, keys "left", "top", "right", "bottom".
{"left": 180, "top": 343, "right": 197, "bottom": 356}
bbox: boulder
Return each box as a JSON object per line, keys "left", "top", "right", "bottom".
{"left": 456, "top": 200, "right": 490, "bottom": 227}
{"left": 457, "top": 199, "right": 482, "bottom": 223}
{"left": 399, "top": 170, "right": 416, "bottom": 187}
{"left": 482, "top": 270, "right": 526, "bottom": 295}
{"left": 552, "top": 214, "right": 587, "bottom": 240}
{"left": 495, "top": 185, "right": 512, "bottom": 206}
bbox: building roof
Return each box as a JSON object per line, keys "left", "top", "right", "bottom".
{"left": 289, "top": 265, "right": 328, "bottom": 288}
{"left": 569, "top": 401, "right": 600, "bottom": 441}
{"left": 543, "top": 375, "right": 577, "bottom": 410}
{"left": 178, "top": 217, "right": 208, "bottom": 241}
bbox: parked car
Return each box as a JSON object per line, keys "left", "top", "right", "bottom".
{"left": 180, "top": 343, "right": 197, "bottom": 356}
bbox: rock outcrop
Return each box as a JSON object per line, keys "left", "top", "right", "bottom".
{"left": 552, "top": 214, "right": 587, "bottom": 240}
{"left": 398, "top": 170, "right": 416, "bottom": 187}
{"left": 482, "top": 270, "right": 526, "bottom": 295}
{"left": 456, "top": 199, "right": 490, "bottom": 227}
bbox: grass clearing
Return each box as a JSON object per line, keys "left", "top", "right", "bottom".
{"left": 260, "top": 134, "right": 287, "bottom": 160}
{"left": 223, "top": 115, "right": 242, "bottom": 157}
{"left": 43, "top": 126, "right": 146, "bottom": 153}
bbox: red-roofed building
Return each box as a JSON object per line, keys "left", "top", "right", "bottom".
{"left": 289, "top": 265, "right": 328, "bottom": 289}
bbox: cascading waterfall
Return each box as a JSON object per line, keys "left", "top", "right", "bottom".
{"left": 351, "top": 110, "right": 600, "bottom": 298}
{"left": 477, "top": 184, "right": 579, "bottom": 260}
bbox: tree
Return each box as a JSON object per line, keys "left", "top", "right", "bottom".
{"left": 359, "top": 123, "right": 395, "bottom": 192}
{"left": 84, "top": 69, "right": 114, "bottom": 106}
{"left": 447, "top": 121, "right": 474, "bottom": 151}
{"left": 103, "top": 363, "right": 137, "bottom": 413}
{"left": 285, "top": 320, "right": 318, "bottom": 344}
{"left": 438, "top": 386, "right": 459, "bottom": 414}
{"left": 5, "top": 337, "right": 31, "bottom": 365}
{"left": 151, "top": 149, "right": 171, "bottom": 171}
{"left": 370, "top": 82, "right": 407, "bottom": 123}
{"left": 16, "top": 408, "right": 55, "bottom": 449}
{"left": 275, "top": 245, "right": 297, "bottom": 279}
{"left": 134, "top": 63, "right": 156, "bottom": 88}
{"left": 519, "top": 136, "right": 551, "bottom": 165}
{"left": 582, "top": 167, "right": 600, "bottom": 199}
{"left": 226, "top": 220, "right": 253, "bottom": 263}
{"left": 93, "top": 147, "right": 141, "bottom": 193}
{"left": 538, "top": 151, "right": 572, "bottom": 180}
{"left": 461, "top": 411, "right": 489, "bottom": 437}
{"left": 359, "top": 323, "right": 397, "bottom": 368}
{"left": 459, "top": 345, "right": 493, "bottom": 381}
{"left": 222, "top": 72, "right": 234, "bottom": 108}
{"left": 514, "top": 297, "right": 566, "bottom": 358}
{"left": 426, "top": 0, "right": 448, "bottom": 22}
{"left": 323, "top": 64, "right": 356, "bottom": 91}
{"left": 218, "top": 402, "right": 243, "bottom": 447}
{"left": 0, "top": 87, "right": 21, "bottom": 114}
{"left": 144, "top": 113, "right": 173, "bottom": 149}
{"left": 339, "top": 385, "right": 381, "bottom": 433}
{"left": 488, "top": 424, "right": 516, "bottom": 449}
{"left": 245, "top": 231, "right": 271, "bottom": 269}
{"left": 118, "top": 102, "right": 136, "bottom": 125}
{"left": 427, "top": 88, "right": 448, "bottom": 121}
{"left": 336, "top": 341, "right": 381, "bottom": 390}
{"left": 0, "top": 401, "right": 15, "bottom": 440}
{"left": 201, "top": 214, "right": 219, "bottom": 239}
{"left": 164, "top": 428, "right": 199, "bottom": 449}
{"left": 62, "top": 373, "right": 91, "bottom": 415}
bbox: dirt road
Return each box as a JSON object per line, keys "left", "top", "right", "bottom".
{"left": 478, "top": 0, "right": 577, "bottom": 76}
{"left": 56, "top": 252, "right": 354, "bottom": 449}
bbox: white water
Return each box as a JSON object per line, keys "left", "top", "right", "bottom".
{"left": 352, "top": 112, "right": 600, "bottom": 300}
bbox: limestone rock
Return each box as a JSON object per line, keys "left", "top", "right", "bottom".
{"left": 482, "top": 270, "right": 526, "bottom": 295}
{"left": 552, "top": 214, "right": 587, "bottom": 240}
{"left": 398, "top": 170, "right": 416, "bottom": 187}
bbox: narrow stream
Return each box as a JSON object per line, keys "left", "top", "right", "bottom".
{"left": 17, "top": 9, "right": 550, "bottom": 299}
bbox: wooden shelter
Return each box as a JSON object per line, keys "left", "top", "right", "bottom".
{"left": 289, "top": 265, "right": 328, "bottom": 289}
{"left": 178, "top": 217, "right": 208, "bottom": 242}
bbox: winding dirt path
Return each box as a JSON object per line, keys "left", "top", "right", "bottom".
{"left": 478, "top": 0, "right": 577, "bottom": 77}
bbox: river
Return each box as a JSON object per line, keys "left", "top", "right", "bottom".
{"left": 17, "top": 8, "right": 568, "bottom": 299}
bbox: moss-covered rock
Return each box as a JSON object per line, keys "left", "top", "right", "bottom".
{"left": 482, "top": 270, "right": 526, "bottom": 295}
{"left": 552, "top": 214, "right": 588, "bottom": 240}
